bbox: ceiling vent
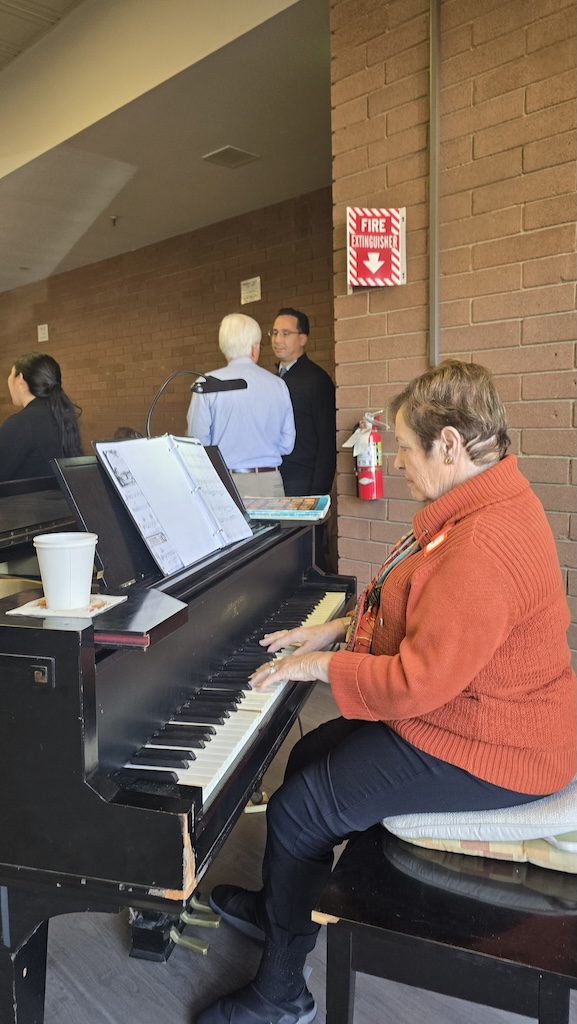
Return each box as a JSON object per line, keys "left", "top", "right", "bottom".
{"left": 201, "top": 146, "right": 260, "bottom": 169}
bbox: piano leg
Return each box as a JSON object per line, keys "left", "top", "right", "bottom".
{"left": 0, "top": 887, "right": 48, "bottom": 1024}
{"left": 0, "top": 885, "right": 125, "bottom": 1024}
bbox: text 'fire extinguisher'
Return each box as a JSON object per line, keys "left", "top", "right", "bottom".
{"left": 342, "top": 411, "right": 385, "bottom": 500}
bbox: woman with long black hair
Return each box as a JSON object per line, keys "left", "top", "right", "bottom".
{"left": 0, "top": 352, "right": 83, "bottom": 481}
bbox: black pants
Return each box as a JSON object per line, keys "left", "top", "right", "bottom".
{"left": 259, "top": 717, "right": 542, "bottom": 954}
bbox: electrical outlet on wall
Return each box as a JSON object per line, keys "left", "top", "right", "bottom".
{"left": 37, "top": 324, "right": 49, "bottom": 342}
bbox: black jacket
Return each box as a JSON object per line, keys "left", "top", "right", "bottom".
{"left": 0, "top": 399, "right": 63, "bottom": 481}
{"left": 277, "top": 353, "right": 336, "bottom": 496}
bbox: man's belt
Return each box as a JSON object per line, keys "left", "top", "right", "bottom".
{"left": 231, "top": 467, "right": 278, "bottom": 474}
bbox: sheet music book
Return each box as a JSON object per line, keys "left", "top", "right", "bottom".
{"left": 93, "top": 436, "right": 252, "bottom": 576}
{"left": 242, "top": 495, "right": 331, "bottom": 521}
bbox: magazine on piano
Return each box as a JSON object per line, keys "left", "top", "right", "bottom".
{"left": 93, "top": 435, "right": 252, "bottom": 576}
{"left": 242, "top": 494, "right": 331, "bottom": 521}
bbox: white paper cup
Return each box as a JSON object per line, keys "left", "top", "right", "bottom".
{"left": 33, "top": 532, "right": 98, "bottom": 612}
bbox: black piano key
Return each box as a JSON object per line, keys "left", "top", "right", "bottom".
{"left": 208, "top": 685, "right": 253, "bottom": 695}
{"left": 182, "top": 696, "right": 232, "bottom": 707}
{"left": 241, "top": 641, "right": 288, "bottom": 652}
{"left": 117, "top": 768, "right": 179, "bottom": 785}
{"left": 130, "top": 751, "right": 191, "bottom": 768}
{"left": 208, "top": 685, "right": 253, "bottom": 696}
{"left": 190, "top": 702, "right": 238, "bottom": 714}
{"left": 208, "top": 674, "right": 253, "bottom": 686}
{"left": 228, "top": 662, "right": 260, "bottom": 672}
{"left": 160, "top": 725, "right": 213, "bottom": 741}
{"left": 183, "top": 698, "right": 234, "bottom": 711}
{"left": 145, "top": 746, "right": 197, "bottom": 761}
{"left": 183, "top": 696, "right": 238, "bottom": 711}
{"left": 171, "top": 711, "right": 227, "bottom": 726}
{"left": 194, "top": 701, "right": 238, "bottom": 714}
{"left": 225, "top": 649, "right": 268, "bottom": 659}
{"left": 185, "top": 690, "right": 237, "bottom": 700}
{"left": 145, "top": 744, "right": 197, "bottom": 759}
{"left": 180, "top": 703, "right": 231, "bottom": 718}
{"left": 195, "top": 688, "right": 245, "bottom": 703}
{"left": 150, "top": 731, "right": 207, "bottom": 749}
{"left": 229, "top": 662, "right": 264, "bottom": 671}
{"left": 227, "top": 649, "right": 271, "bottom": 657}
{"left": 168, "top": 717, "right": 217, "bottom": 734}
{"left": 219, "top": 664, "right": 264, "bottom": 675}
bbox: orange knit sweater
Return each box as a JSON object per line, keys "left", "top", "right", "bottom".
{"left": 329, "top": 456, "right": 576, "bottom": 794}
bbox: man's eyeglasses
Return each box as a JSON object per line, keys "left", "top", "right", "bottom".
{"left": 268, "top": 329, "right": 302, "bottom": 338}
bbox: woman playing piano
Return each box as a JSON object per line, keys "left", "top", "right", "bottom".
{"left": 0, "top": 352, "right": 83, "bottom": 481}
{"left": 196, "top": 359, "right": 576, "bottom": 1024}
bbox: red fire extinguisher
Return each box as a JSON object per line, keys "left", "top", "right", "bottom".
{"left": 356, "top": 416, "right": 384, "bottom": 500}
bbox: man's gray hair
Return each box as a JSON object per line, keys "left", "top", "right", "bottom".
{"left": 219, "top": 313, "right": 261, "bottom": 361}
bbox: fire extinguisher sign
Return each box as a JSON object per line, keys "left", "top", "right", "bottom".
{"left": 346, "top": 207, "right": 406, "bottom": 288}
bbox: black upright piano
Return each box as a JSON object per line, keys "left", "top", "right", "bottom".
{"left": 0, "top": 462, "right": 354, "bottom": 1024}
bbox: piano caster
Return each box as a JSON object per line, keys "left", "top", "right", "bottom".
{"left": 169, "top": 925, "right": 210, "bottom": 955}
{"left": 245, "top": 789, "right": 268, "bottom": 813}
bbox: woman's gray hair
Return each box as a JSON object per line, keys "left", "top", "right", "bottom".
{"left": 218, "top": 313, "right": 261, "bottom": 360}
{"left": 389, "top": 359, "right": 510, "bottom": 464}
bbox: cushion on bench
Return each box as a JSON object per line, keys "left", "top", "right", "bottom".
{"left": 383, "top": 773, "right": 577, "bottom": 874}
{"left": 394, "top": 833, "right": 577, "bottom": 872}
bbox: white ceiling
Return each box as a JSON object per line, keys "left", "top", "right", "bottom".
{"left": 0, "top": 0, "right": 85, "bottom": 72}
{"left": 0, "top": 0, "right": 331, "bottom": 293}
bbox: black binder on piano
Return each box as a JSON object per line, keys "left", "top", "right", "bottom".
{"left": 0, "top": 453, "right": 355, "bottom": 1024}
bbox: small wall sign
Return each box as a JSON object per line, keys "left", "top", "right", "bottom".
{"left": 346, "top": 207, "right": 406, "bottom": 288}
{"left": 240, "top": 276, "right": 261, "bottom": 304}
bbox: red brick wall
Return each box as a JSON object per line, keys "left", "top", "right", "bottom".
{"left": 0, "top": 188, "right": 334, "bottom": 443}
{"left": 331, "top": 0, "right": 577, "bottom": 652}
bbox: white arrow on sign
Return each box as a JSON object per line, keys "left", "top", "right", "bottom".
{"left": 363, "top": 252, "right": 385, "bottom": 273}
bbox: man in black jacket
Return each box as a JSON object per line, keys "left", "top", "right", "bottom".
{"left": 269, "top": 308, "right": 336, "bottom": 497}
{"left": 269, "top": 307, "right": 337, "bottom": 573}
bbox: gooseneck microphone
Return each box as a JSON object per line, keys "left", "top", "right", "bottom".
{"left": 145, "top": 369, "right": 247, "bottom": 438}
{"left": 198, "top": 377, "right": 248, "bottom": 392}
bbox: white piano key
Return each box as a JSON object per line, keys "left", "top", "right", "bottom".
{"left": 299, "top": 590, "right": 346, "bottom": 628}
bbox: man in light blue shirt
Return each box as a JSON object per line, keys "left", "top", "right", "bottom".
{"left": 187, "top": 313, "right": 295, "bottom": 499}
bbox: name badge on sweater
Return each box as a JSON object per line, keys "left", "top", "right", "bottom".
{"left": 423, "top": 523, "right": 454, "bottom": 555}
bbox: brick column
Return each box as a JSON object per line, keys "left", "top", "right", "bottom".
{"left": 330, "top": 0, "right": 576, "bottom": 655}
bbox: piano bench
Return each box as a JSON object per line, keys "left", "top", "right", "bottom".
{"left": 312, "top": 825, "right": 577, "bottom": 1024}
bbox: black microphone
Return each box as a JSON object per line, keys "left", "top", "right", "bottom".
{"left": 191, "top": 375, "right": 248, "bottom": 393}
{"left": 146, "top": 369, "right": 247, "bottom": 438}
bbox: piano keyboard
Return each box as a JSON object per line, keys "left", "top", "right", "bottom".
{"left": 124, "top": 589, "right": 346, "bottom": 806}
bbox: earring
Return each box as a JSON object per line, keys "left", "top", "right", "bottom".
{"left": 444, "top": 455, "right": 453, "bottom": 465}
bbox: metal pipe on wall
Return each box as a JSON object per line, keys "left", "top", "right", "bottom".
{"left": 428, "top": 0, "right": 441, "bottom": 367}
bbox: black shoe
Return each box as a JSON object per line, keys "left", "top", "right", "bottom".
{"left": 195, "top": 981, "right": 317, "bottom": 1024}
{"left": 208, "top": 885, "right": 265, "bottom": 944}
